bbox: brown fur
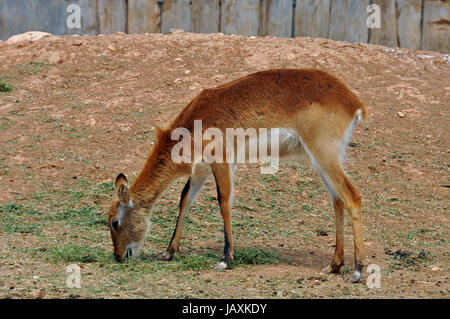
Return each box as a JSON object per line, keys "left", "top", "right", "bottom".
{"left": 107, "top": 69, "right": 367, "bottom": 281}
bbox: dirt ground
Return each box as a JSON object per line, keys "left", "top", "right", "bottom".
{"left": 0, "top": 30, "right": 448, "bottom": 299}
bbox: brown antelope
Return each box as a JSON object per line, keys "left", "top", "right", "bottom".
{"left": 108, "top": 69, "right": 367, "bottom": 282}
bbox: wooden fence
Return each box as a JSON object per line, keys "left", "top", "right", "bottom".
{"left": 0, "top": 0, "right": 448, "bottom": 53}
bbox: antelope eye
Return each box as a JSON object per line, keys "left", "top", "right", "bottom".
{"left": 111, "top": 219, "right": 120, "bottom": 232}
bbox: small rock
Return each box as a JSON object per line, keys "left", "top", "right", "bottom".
{"left": 317, "top": 230, "right": 328, "bottom": 236}
{"left": 397, "top": 111, "right": 405, "bottom": 118}
{"left": 431, "top": 266, "right": 440, "bottom": 271}
{"left": 276, "top": 291, "right": 284, "bottom": 297}
{"left": 7, "top": 31, "right": 52, "bottom": 44}
{"left": 48, "top": 52, "right": 63, "bottom": 64}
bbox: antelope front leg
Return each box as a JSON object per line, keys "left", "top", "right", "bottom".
{"left": 211, "top": 164, "right": 234, "bottom": 271}
{"left": 158, "top": 179, "right": 192, "bottom": 261}
{"left": 159, "top": 165, "right": 210, "bottom": 261}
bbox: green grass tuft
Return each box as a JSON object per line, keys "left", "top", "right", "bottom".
{"left": 232, "top": 248, "right": 282, "bottom": 265}
{"left": 174, "top": 254, "right": 218, "bottom": 271}
{"left": 50, "top": 244, "right": 109, "bottom": 263}
{"left": 0, "top": 80, "right": 13, "bottom": 93}
{"left": 55, "top": 205, "right": 105, "bottom": 228}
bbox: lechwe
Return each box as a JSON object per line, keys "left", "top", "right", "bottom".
{"left": 107, "top": 69, "right": 367, "bottom": 282}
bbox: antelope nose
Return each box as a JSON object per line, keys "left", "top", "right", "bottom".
{"left": 114, "top": 254, "right": 122, "bottom": 262}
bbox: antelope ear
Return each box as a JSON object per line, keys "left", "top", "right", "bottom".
{"left": 115, "top": 173, "right": 130, "bottom": 205}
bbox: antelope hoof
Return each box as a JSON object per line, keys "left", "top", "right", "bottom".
{"left": 347, "top": 270, "right": 362, "bottom": 283}
{"left": 157, "top": 251, "right": 174, "bottom": 261}
{"left": 321, "top": 263, "right": 342, "bottom": 274}
{"left": 213, "top": 261, "right": 228, "bottom": 271}
{"left": 321, "top": 265, "right": 333, "bottom": 274}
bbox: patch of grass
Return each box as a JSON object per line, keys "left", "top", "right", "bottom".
{"left": 232, "top": 248, "right": 283, "bottom": 266}
{"left": 0, "top": 203, "right": 44, "bottom": 234}
{"left": 384, "top": 248, "right": 432, "bottom": 270}
{"left": 77, "top": 180, "right": 114, "bottom": 200}
{"left": 340, "top": 265, "right": 353, "bottom": 275}
{"left": 2, "top": 220, "right": 42, "bottom": 234}
{"left": 66, "top": 102, "right": 89, "bottom": 109}
{"left": 0, "top": 79, "right": 13, "bottom": 92}
{"left": 54, "top": 205, "right": 105, "bottom": 228}
{"left": 16, "top": 61, "right": 52, "bottom": 75}
{"left": 174, "top": 254, "right": 218, "bottom": 271}
{"left": 148, "top": 248, "right": 284, "bottom": 271}
{"left": 49, "top": 243, "right": 108, "bottom": 263}
{"left": 1, "top": 203, "right": 43, "bottom": 216}
{"left": 1, "top": 202, "right": 22, "bottom": 213}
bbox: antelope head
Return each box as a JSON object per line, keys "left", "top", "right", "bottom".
{"left": 107, "top": 173, "right": 149, "bottom": 262}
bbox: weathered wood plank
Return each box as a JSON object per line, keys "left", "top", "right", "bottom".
{"left": 261, "top": 0, "right": 293, "bottom": 38}
{"left": 0, "top": 0, "right": 66, "bottom": 40}
{"left": 128, "top": 0, "right": 161, "bottom": 34}
{"left": 98, "top": 0, "right": 126, "bottom": 34}
{"left": 191, "top": 0, "right": 220, "bottom": 34}
{"left": 30, "top": 0, "right": 66, "bottom": 35}
{"left": 161, "top": 0, "right": 191, "bottom": 33}
{"left": 422, "top": 0, "right": 449, "bottom": 53}
{"left": 295, "top": 0, "right": 331, "bottom": 39}
{"left": 370, "top": 0, "right": 398, "bottom": 47}
{"left": 396, "top": 0, "right": 422, "bottom": 50}
{"left": 221, "top": 0, "right": 260, "bottom": 36}
{"left": 0, "top": 0, "right": 32, "bottom": 40}
{"left": 329, "top": 0, "right": 370, "bottom": 43}
{"left": 65, "top": 0, "right": 99, "bottom": 35}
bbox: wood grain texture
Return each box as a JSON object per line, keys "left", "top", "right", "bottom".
{"left": 0, "top": 0, "right": 448, "bottom": 53}
{"left": 329, "top": 0, "right": 370, "bottom": 43}
{"left": 295, "top": 0, "right": 331, "bottom": 38}
{"left": 128, "top": 0, "right": 161, "bottom": 34}
{"left": 32, "top": 0, "right": 66, "bottom": 35}
{"left": 422, "top": 0, "right": 449, "bottom": 53}
{"left": 0, "top": 0, "right": 32, "bottom": 39}
{"left": 161, "top": 0, "right": 191, "bottom": 33}
{"left": 396, "top": 0, "right": 422, "bottom": 50}
{"left": 221, "top": 0, "right": 260, "bottom": 36}
{"left": 370, "top": 0, "right": 398, "bottom": 47}
{"left": 261, "top": 0, "right": 293, "bottom": 38}
{"left": 98, "top": 0, "right": 126, "bottom": 34}
{"left": 191, "top": 0, "right": 220, "bottom": 34}
{"left": 0, "top": 0, "right": 66, "bottom": 39}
